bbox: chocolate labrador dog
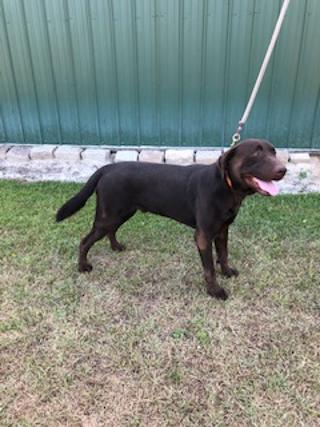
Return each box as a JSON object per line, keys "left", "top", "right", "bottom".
{"left": 56, "top": 139, "right": 286, "bottom": 300}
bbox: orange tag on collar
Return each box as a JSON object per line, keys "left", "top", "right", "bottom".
{"left": 226, "top": 174, "right": 233, "bottom": 189}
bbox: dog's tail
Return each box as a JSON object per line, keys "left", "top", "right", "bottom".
{"left": 56, "top": 167, "right": 106, "bottom": 222}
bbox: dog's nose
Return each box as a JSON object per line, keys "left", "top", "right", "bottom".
{"left": 275, "top": 166, "right": 287, "bottom": 178}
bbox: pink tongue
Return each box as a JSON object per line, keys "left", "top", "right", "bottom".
{"left": 253, "top": 177, "right": 279, "bottom": 196}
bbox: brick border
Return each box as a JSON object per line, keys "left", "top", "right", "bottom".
{"left": 0, "top": 144, "right": 319, "bottom": 193}
{"left": 3, "top": 144, "right": 317, "bottom": 165}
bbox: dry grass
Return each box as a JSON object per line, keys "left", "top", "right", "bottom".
{"left": 0, "top": 180, "right": 319, "bottom": 426}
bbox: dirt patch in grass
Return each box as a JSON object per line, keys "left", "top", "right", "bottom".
{"left": 0, "top": 181, "right": 319, "bottom": 426}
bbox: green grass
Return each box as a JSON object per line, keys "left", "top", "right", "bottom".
{"left": 0, "top": 180, "right": 319, "bottom": 426}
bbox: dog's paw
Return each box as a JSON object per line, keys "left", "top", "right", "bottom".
{"left": 111, "top": 243, "right": 126, "bottom": 252}
{"left": 78, "top": 262, "right": 93, "bottom": 273}
{"left": 221, "top": 266, "right": 239, "bottom": 278}
{"left": 208, "top": 286, "right": 229, "bottom": 300}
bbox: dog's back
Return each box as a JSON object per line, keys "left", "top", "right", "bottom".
{"left": 96, "top": 162, "right": 207, "bottom": 226}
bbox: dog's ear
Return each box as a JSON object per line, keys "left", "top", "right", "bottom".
{"left": 218, "top": 145, "right": 238, "bottom": 177}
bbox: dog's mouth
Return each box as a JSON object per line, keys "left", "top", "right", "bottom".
{"left": 244, "top": 176, "right": 279, "bottom": 196}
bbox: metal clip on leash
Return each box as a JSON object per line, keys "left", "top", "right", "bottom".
{"left": 230, "top": 0, "right": 291, "bottom": 147}
{"left": 231, "top": 123, "right": 244, "bottom": 147}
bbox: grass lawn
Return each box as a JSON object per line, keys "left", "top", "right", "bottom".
{"left": 0, "top": 180, "right": 319, "bottom": 426}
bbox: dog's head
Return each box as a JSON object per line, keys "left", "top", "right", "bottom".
{"left": 219, "top": 139, "right": 286, "bottom": 196}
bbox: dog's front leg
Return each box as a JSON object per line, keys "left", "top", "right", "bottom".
{"left": 214, "top": 226, "right": 239, "bottom": 278}
{"left": 195, "top": 230, "right": 228, "bottom": 300}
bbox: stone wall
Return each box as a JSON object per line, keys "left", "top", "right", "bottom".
{"left": 0, "top": 144, "right": 319, "bottom": 193}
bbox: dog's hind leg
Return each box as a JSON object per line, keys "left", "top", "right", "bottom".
{"left": 106, "top": 210, "right": 137, "bottom": 252}
{"left": 107, "top": 229, "right": 125, "bottom": 252}
{"left": 78, "top": 224, "right": 107, "bottom": 272}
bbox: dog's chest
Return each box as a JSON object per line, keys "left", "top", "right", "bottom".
{"left": 223, "top": 202, "right": 242, "bottom": 224}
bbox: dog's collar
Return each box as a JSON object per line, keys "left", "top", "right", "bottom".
{"left": 217, "top": 157, "right": 233, "bottom": 190}
{"left": 225, "top": 173, "right": 233, "bottom": 189}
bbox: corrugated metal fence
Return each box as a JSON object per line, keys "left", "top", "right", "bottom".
{"left": 1, "top": 0, "right": 320, "bottom": 148}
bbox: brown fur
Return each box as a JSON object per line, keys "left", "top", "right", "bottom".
{"left": 56, "top": 139, "right": 286, "bottom": 300}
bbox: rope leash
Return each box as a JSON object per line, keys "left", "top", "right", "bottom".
{"left": 231, "top": 0, "right": 292, "bottom": 146}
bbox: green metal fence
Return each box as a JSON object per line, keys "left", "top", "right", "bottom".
{"left": 1, "top": 0, "right": 320, "bottom": 149}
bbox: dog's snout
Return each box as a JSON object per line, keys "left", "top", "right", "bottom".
{"left": 275, "top": 166, "right": 287, "bottom": 179}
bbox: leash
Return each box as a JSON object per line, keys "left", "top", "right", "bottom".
{"left": 231, "top": 0, "right": 292, "bottom": 146}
